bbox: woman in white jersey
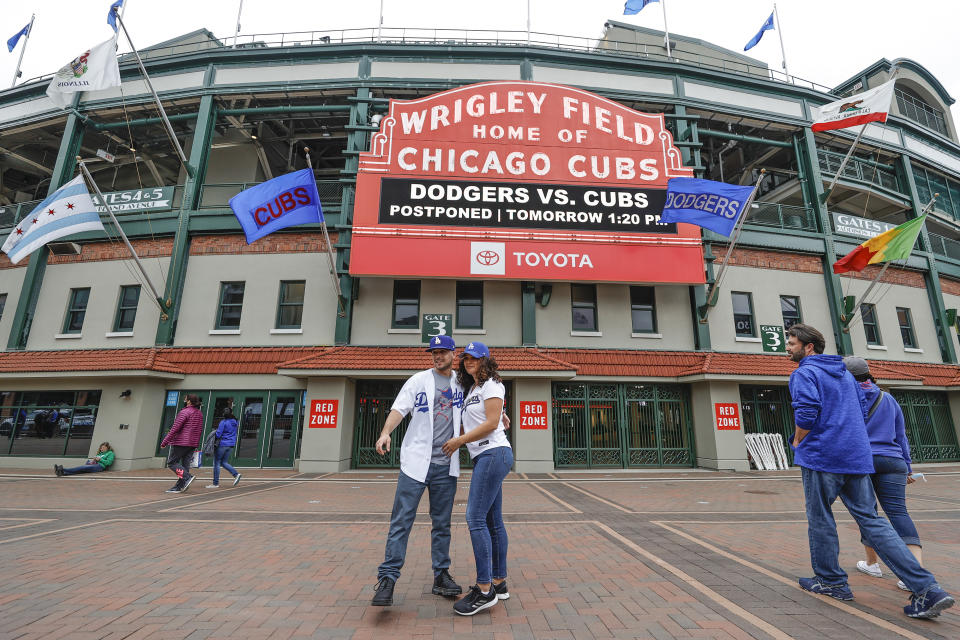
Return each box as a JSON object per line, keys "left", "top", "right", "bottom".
{"left": 441, "top": 341, "right": 513, "bottom": 616}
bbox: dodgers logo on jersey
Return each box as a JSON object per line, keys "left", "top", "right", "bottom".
{"left": 414, "top": 391, "right": 429, "bottom": 413}
{"left": 452, "top": 389, "right": 464, "bottom": 408}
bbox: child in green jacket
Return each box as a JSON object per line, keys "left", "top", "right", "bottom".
{"left": 55, "top": 442, "right": 114, "bottom": 476}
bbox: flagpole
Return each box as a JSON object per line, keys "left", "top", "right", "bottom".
{"left": 233, "top": 0, "right": 243, "bottom": 47}
{"left": 111, "top": 9, "right": 194, "bottom": 178}
{"left": 773, "top": 3, "right": 789, "bottom": 80}
{"left": 377, "top": 0, "right": 384, "bottom": 43}
{"left": 661, "top": 0, "right": 671, "bottom": 58}
{"left": 526, "top": 0, "right": 531, "bottom": 45}
{"left": 304, "top": 147, "right": 346, "bottom": 317}
{"left": 700, "top": 170, "right": 766, "bottom": 322}
{"left": 841, "top": 194, "right": 938, "bottom": 329}
{"left": 820, "top": 123, "right": 868, "bottom": 205}
{"left": 77, "top": 158, "right": 167, "bottom": 314}
{"left": 9, "top": 14, "right": 35, "bottom": 89}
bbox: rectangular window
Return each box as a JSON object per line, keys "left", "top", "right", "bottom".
{"left": 456, "top": 281, "right": 483, "bottom": 329}
{"left": 780, "top": 295, "right": 802, "bottom": 330}
{"left": 571, "top": 284, "right": 598, "bottom": 331}
{"left": 276, "top": 280, "right": 305, "bottom": 329}
{"left": 630, "top": 286, "right": 656, "bottom": 333}
{"left": 897, "top": 307, "right": 917, "bottom": 348}
{"left": 731, "top": 292, "right": 755, "bottom": 337}
{"left": 0, "top": 293, "right": 6, "bottom": 322}
{"left": 113, "top": 285, "right": 141, "bottom": 332}
{"left": 862, "top": 304, "right": 882, "bottom": 346}
{"left": 63, "top": 288, "right": 90, "bottom": 334}
{"left": 216, "top": 282, "right": 245, "bottom": 329}
{"left": 0, "top": 389, "right": 101, "bottom": 457}
{"left": 392, "top": 280, "right": 420, "bottom": 328}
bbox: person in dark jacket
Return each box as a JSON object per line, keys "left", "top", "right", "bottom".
{"left": 160, "top": 393, "right": 204, "bottom": 493}
{"left": 843, "top": 357, "right": 922, "bottom": 591}
{"left": 786, "top": 324, "right": 953, "bottom": 619}
{"left": 206, "top": 407, "right": 241, "bottom": 488}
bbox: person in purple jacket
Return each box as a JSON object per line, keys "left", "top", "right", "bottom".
{"left": 843, "top": 357, "right": 922, "bottom": 591}
{"left": 206, "top": 407, "right": 241, "bottom": 489}
{"left": 160, "top": 393, "right": 204, "bottom": 493}
{"left": 786, "top": 324, "right": 952, "bottom": 619}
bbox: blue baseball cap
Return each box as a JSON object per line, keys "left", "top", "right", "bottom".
{"left": 425, "top": 335, "right": 456, "bottom": 351}
{"left": 462, "top": 341, "right": 490, "bottom": 358}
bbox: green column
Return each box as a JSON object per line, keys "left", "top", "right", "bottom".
{"left": 899, "top": 154, "right": 956, "bottom": 363}
{"left": 334, "top": 89, "right": 372, "bottom": 345}
{"left": 7, "top": 110, "right": 86, "bottom": 350}
{"left": 521, "top": 282, "right": 536, "bottom": 346}
{"left": 154, "top": 93, "right": 217, "bottom": 346}
{"left": 674, "top": 105, "right": 711, "bottom": 350}
{"left": 796, "top": 129, "right": 853, "bottom": 354}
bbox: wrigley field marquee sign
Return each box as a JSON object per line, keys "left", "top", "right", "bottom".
{"left": 350, "top": 82, "right": 704, "bottom": 283}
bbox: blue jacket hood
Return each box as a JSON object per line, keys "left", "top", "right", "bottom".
{"left": 798, "top": 354, "right": 848, "bottom": 378}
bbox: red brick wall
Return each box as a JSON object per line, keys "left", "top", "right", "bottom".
{"left": 189, "top": 232, "right": 337, "bottom": 255}
{"left": 838, "top": 264, "right": 925, "bottom": 289}
{"left": 46, "top": 238, "right": 174, "bottom": 265}
{"left": 941, "top": 277, "right": 960, "bottom": 297}
{"left": 711, "top": 245, "right": 823, "bottom": 274}
{"left": 0, "top": 254, "right": 27, "bottom": 270}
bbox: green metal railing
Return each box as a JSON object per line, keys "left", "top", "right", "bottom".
{"left": 746, "top": 201, "right": 818, "bottom": 232}
{"left": 817, "top": 149, "right": 901, "bottom": 193}
{"left": 928, "top": 233, "right": 960, "bottom": 262}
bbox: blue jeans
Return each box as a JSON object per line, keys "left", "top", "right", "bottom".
{"left": 213, "top": 446, "right": 238, "bottom": 486}
{"left": 62, "top": 463, "right": 104, "bottom": 475}
{"left": 378, "top": 463, "right": 457, "bottom": 582}
{"left": 801, "top": 467, "right": 935, "bottom": 593}
{"left": 861, "top": 455, "right": 920, "bottom": 547}
{"left": 466, "top": 446, "right": 513, "bottom": 585}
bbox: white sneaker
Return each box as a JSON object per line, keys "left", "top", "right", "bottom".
{"left": 856, "top": 561, "right": 883, "bottom": 578}
{"left": 205, "top": 484, "right": 220, "bottom": 488}
{"left": 897, "top": 580, "right": 910, "bottom": 592}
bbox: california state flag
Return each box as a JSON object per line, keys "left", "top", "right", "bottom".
{"left": 811, "top": 80, "right": 896, "bottom": 132}
{"left": 45, "top": 37, "right": 121, "bottom": 108}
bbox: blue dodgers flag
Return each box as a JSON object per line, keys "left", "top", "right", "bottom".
{"left": 7, "top": 23, "right": 30, "bottom": 52}
{"left": 623, "top": 0, "right": 658, "bottom": 15}
{"left": 660, "top": 177, "right": 755, "bottom": 237}
{"left": 107, "top": 0, "right": 124, "bottom": 32}
{"left": 744, "top": 12, "right": 774, "bottom": 51}
{"left": 229, "top": 169, "right": 323, "bottom": 244}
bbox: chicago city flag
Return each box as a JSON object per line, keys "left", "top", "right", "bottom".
{"left": 811, "top": 80, "right": 896, "bottom": 133}
{"left": 46, "top": 37, "right": 121, "bottom": 108}
{"left": 2, "top": 175, "right": 105, "bottom": 264}
{"left": 832, "top": 213, "right": 926, "bottom": 274}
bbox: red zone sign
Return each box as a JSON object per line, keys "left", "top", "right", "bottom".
{"left": 350, "top": 81, "right": 703, "bottom": 283}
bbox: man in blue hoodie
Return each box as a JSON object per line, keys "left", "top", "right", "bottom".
{"left": 786, "top": 323, "right": 953, "bottom": 619}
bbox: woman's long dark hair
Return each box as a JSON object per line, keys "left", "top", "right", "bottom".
{"left": 457, "top": 354, "right": 502, "bottom": 389}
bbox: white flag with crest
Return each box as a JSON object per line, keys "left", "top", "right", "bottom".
{"left": 45, "top": 37, "right": 121, "bottom": 108}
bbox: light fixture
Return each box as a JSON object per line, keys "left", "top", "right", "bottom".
{"left": 250, "top": 134, "right": 258, "bottom": 140}
{"left": 119, "top": 389, "right": 132, "bottom": 399}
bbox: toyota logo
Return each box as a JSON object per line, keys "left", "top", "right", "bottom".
{"left": 475, "top": 250, "right": 500, "bottom": 266}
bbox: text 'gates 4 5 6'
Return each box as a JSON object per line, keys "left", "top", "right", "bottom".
{"left": 349, "top": 81, "right": 705, "bottom": 284}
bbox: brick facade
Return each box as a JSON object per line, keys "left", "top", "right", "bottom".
{"left": 838, "top": 264, "right": 926, "bottom": 288}
{"left": 189, "top": 232, "right": 336, "bottom": 256}
{"left": 46, "top": 238, "right": 175, "bottom": 265}
{"left": 941, "top": 276, "right": 960, "bottom": 297}
{"left": 711, "top": 245, "right": 823, "bottom": 274}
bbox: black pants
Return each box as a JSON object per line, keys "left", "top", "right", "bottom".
{"left": 166, "top": 445, "right": 194, "bottom": 482}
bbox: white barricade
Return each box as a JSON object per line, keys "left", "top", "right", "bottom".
{"left": 745, "top": 433, "right": 789, "bottom": 470}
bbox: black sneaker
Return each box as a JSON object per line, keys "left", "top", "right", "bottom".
{"left": 371, "top": 577, "right": 395, "bottom": 606}
{"left": 181, "top": 474, "right": 196, "bottom": 492}
{"left": 432, "top": 569, "right": 462, "bottom": 597}
{"left": 53, "top": 464, "right": 61, "bottom": 477}
{"left": 166, "top": 479, "right": 185, "bottom": 493}
{"left": 493, "top": 580, "right": 510, "bottom": 600}
{"left": 453, "top": 585, "right": 498, "bottom": 616}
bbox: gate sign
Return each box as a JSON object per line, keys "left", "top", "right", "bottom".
{"left": 308, "top": 399, "right": 338, "bottom": 428}
{"left": 519, "top": 401, "right": 548, "bottom": 429}
{"left": 715, "top": 403, "right": 741, "bottom": 431}
{"left": 421, "top": 313, "right": 452, "bottom": 343}
{"left": 94, "top": 187, "right": 175, "bottom": 214}
{"left": 760, "top": 325, "right": 786, "bottom": 353}
{"left": 350, "top": 81, "right": 703, "bottom": 284}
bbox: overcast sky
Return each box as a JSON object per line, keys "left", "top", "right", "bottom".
{"left": 3, "top": 0, "right": 959, "bottom": 124}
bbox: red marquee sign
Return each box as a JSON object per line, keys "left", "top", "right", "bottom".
{"left": 350, "top": 81, "right": 703, "bottom": 283}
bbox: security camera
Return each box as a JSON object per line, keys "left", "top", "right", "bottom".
{"left": 119, "top": 389, "right": 132, "bottom": 398}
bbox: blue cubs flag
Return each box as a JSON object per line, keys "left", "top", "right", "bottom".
{"left": 659, "top": 178, "right": 755, "bottom": 237}
{"left": 744, "top": 12, "right": 774, "bottom": 51}
{"left": 623, "top": 0, "right": 658, "bottom": 15}
{"left": 228, "top": 169, "right": 323, "bottom": 244}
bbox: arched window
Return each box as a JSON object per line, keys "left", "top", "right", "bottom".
{"left": 895, "top": 85, "right": 948, "bottom": 136}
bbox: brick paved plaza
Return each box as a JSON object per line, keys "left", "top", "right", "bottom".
{"left": 0, "top": 466, "right": 957, "bottom": 639}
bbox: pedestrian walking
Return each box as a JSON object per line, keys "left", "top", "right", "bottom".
{"left": 786, "top": 324, "right": 953, "bottom": 619}
{"left": 160, "top": 393, "right": 204, "bottom": 493}
{"left": 207, "top": 407, "right": 242, "bottom": 488}
{"left": 371, "top": 335, "right": 465, "bottom": 607}
{"left": 441, "top": 342, "right": 513, "bottom": 616}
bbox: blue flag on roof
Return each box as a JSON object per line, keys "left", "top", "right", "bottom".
{"left": 229, "top": 169, "right": 323, "bottom": 244}
{"left": 623, "top": 0, "right": 658, "bottom": 15}
{"left": 659, "top": 178, "right": 756, "bottom": 237}
{"left": 107, "top": 0, "right": 124, "bottom": 32}
{"left": 744, "top": 12, "right": 774, "bottom": 51}
{"left": 7, "top": 22, "right": 30, "bottom": 52}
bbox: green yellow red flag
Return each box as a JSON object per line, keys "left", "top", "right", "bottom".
{"left": 833, "top": 214, "right": 927, "bottom": 274}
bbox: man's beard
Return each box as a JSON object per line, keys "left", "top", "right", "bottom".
{"left": 789, "top": 351, "right": 804, "bottom": 363}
